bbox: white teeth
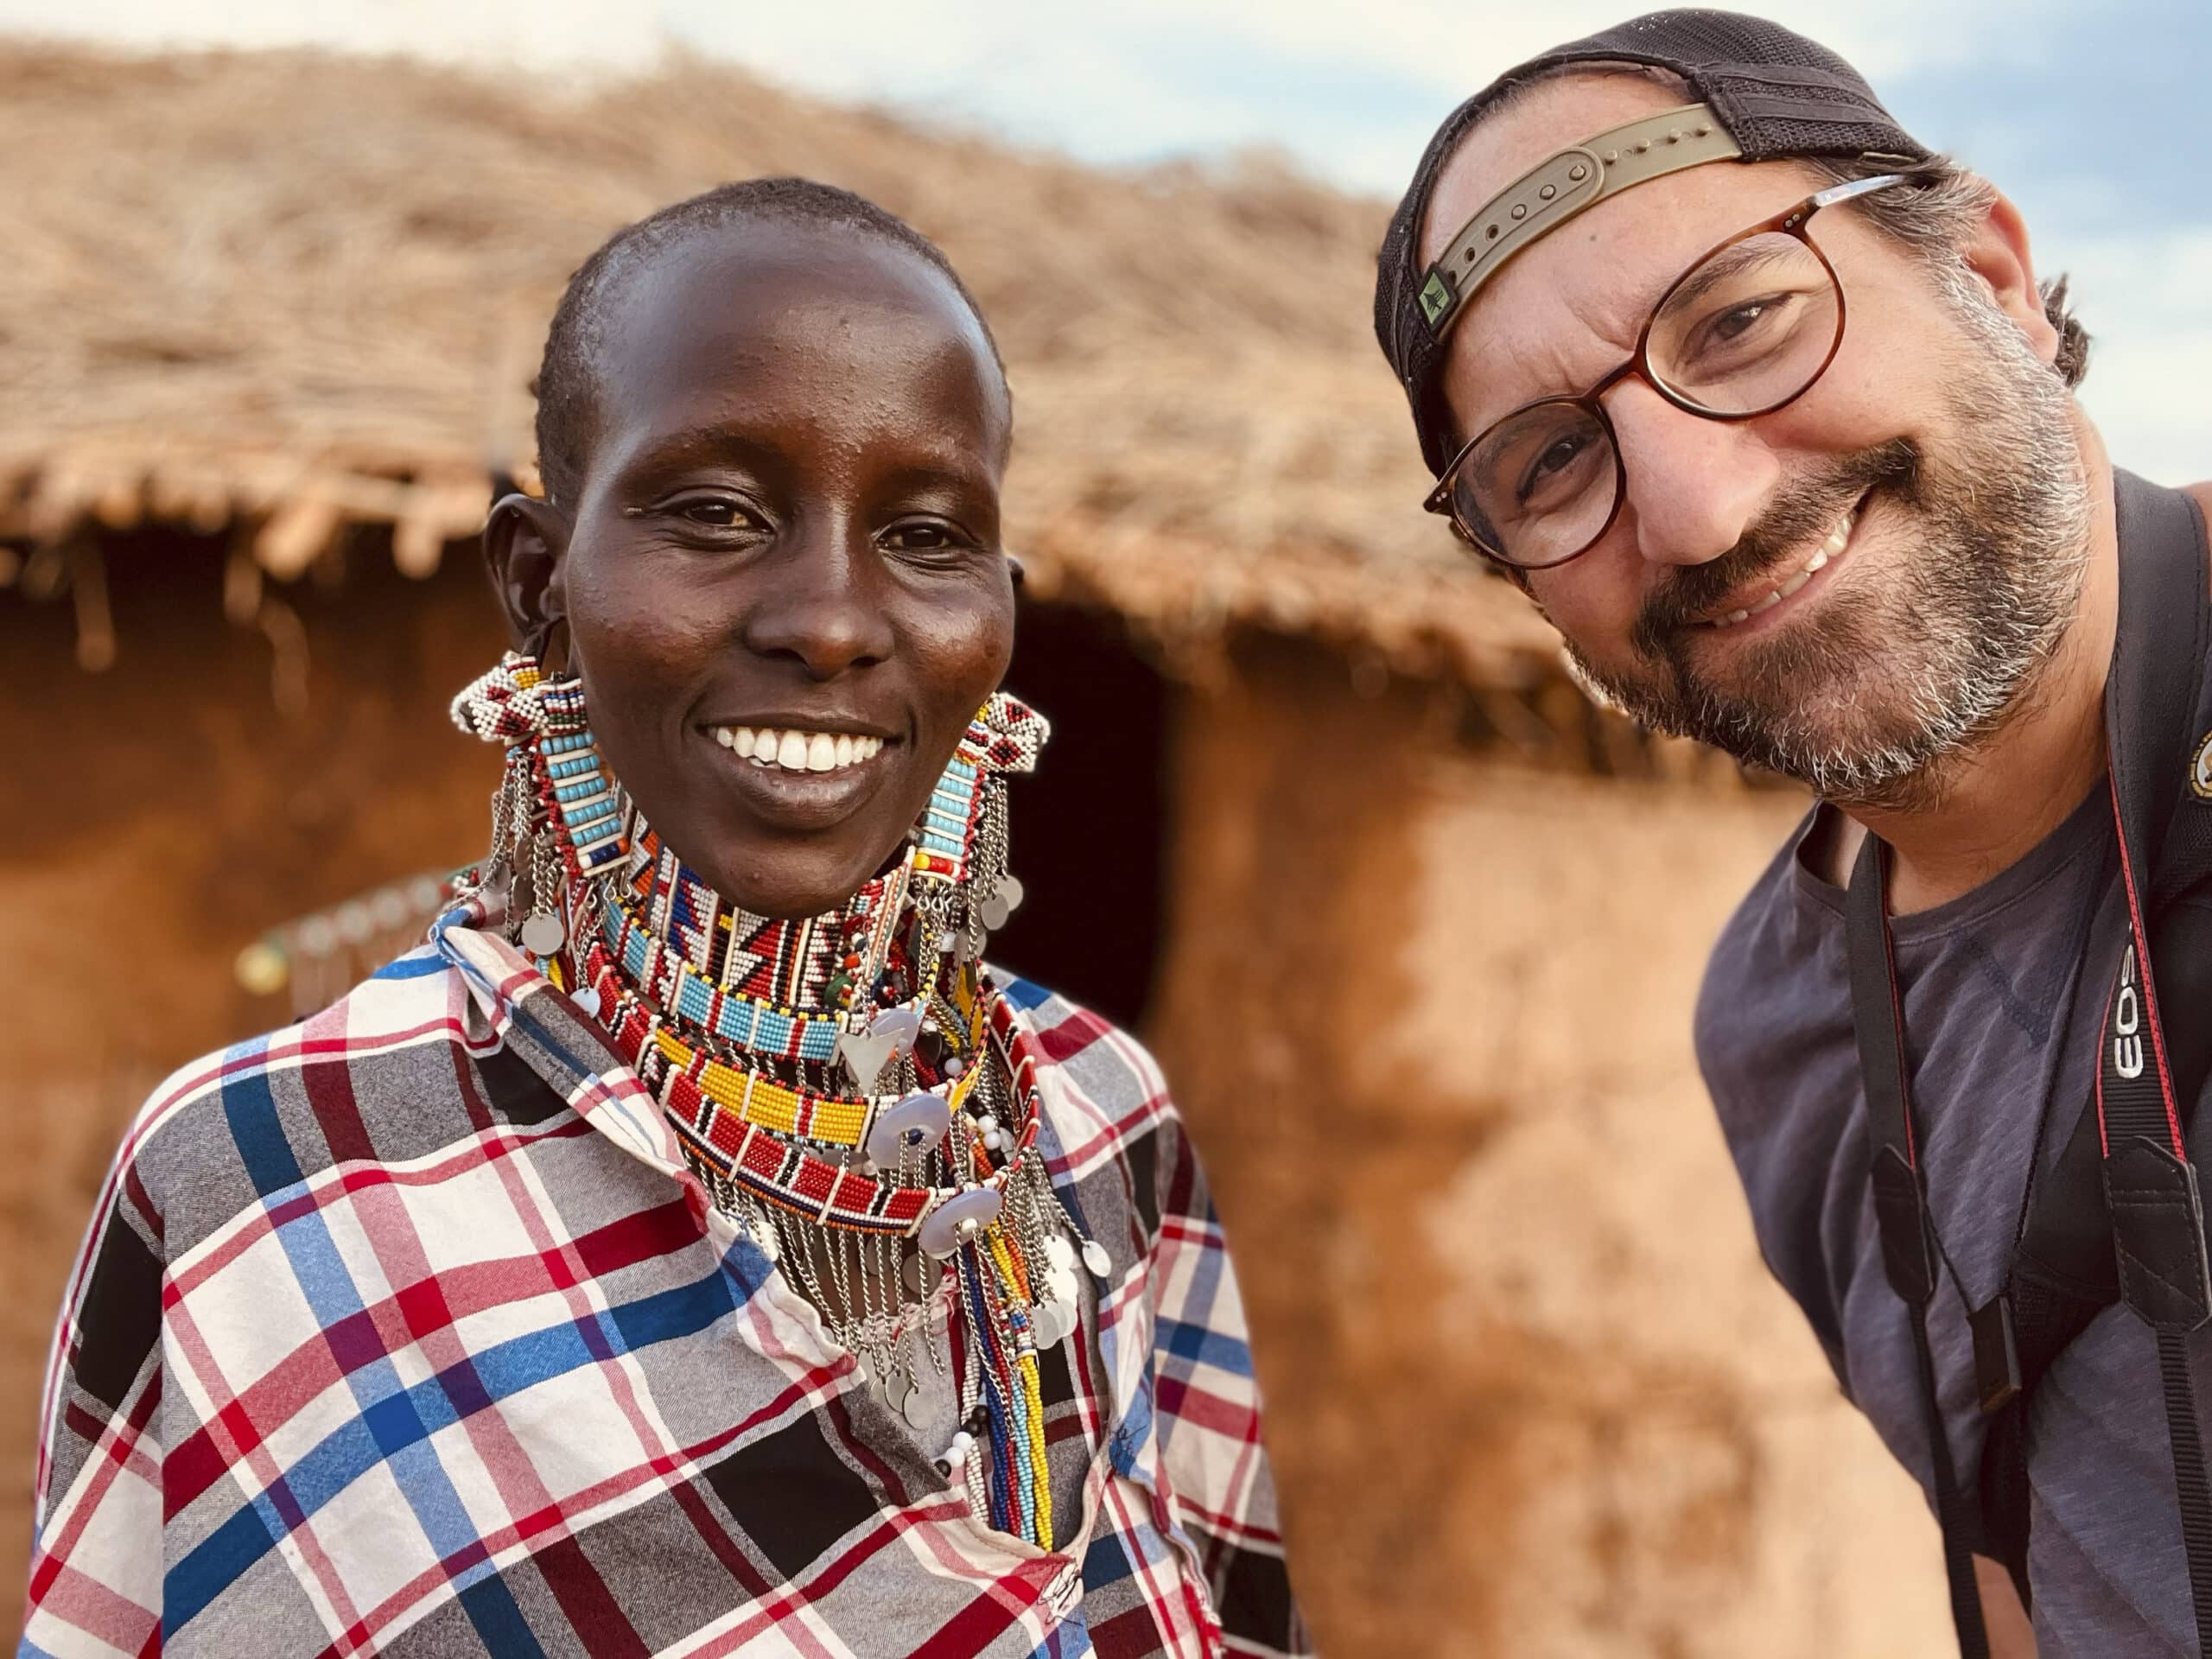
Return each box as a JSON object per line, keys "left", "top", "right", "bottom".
{"left": 1705, "top": 508, "right": 1859, "bottom": 628}
{"left": 708, "top": 725, "right": 887, "bottom": 772}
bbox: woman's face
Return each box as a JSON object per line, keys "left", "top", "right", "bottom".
{"left": 495, "top": 219, "right": 1016, "bottom": 918}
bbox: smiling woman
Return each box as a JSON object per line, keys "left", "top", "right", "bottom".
{"left": 500, "top": 183, "right": 1020, "bottom": 920}
{"left": 22, "top": 180, "right": 1307, "bottom": 1659}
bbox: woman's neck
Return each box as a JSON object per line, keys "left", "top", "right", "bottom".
{"left": 605, "top": 820, "right": 904, "bottom": 1016}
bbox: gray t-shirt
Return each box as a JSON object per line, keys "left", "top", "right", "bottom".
{"left": 1700, "top": 781, "right": 2212, "bottom": 1654}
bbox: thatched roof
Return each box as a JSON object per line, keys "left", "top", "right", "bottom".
{"left": 0, "top": 43, "right": 1573, "bottom": 693}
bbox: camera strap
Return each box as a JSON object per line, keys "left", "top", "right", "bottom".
{"left": 1845, "top": 471, "right": 2212, "bottom": 1656}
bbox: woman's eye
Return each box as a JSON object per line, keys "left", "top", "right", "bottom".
{"left": 880, "top": 521, "right": 971, "bottom": 555}
{"left": 673, "top": 497, "right": 754, "bottom": 529}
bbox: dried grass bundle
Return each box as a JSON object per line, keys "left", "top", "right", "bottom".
{"left": 0, "top": 44, "right": 1565, "bottom": 689}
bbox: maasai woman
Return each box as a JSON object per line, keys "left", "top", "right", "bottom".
{"left": 25, "top": 180, "right": 1306, "bottom": 1659}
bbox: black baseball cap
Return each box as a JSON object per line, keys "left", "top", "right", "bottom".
{"left": 1374, "top": 9, "right": 1933, "bottom": 476}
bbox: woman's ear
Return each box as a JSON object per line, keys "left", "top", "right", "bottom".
{"left": 483, "top": 493, "right": 571, "bottom": 657}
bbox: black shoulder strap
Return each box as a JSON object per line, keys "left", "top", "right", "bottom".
{"left": 1847, "top": 473, "right": 2212, "bottom": 1653}
{"left": 1845, "top": 834, "right": 1991, "bottom": 1656}
{"left": 1981, "top": 474, "right": 2212, "bottom": 1604}
{"left": 2096, "top": 475, "right": 2212, "bottom": 1654}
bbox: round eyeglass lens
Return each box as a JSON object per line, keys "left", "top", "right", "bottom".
{"left": 1648, "top": 231, "right": 1842, "bottom": 416}
{"left": 1452, "top": 398, "right": 1618, "bottom": 569}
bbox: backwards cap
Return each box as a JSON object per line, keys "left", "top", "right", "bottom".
{"left": 1374, "top": 8, "right": 1932, "bottom": 475}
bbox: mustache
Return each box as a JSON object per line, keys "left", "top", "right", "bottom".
{"left": 1631, "top": 439, "right": 1922, "bottom": 655}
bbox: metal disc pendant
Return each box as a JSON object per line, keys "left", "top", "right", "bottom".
{"left": 1032, "top": 1298, "right": 1077, "bottom": 1350}
{"left": 1081, "top": 1240, "right": 1113, "bottom": 1279}
{"left": 900, "top": 1246, "right": 931, "bottom": 1300}
{"left": 1044, "top": 1250, "right": 1080, "bottom": 1316}
{"left": 977, "top": 893, "right": 1012, "bottom": 931}
{"left": 869, "top": 1005, "right": 923, "bottom": 1052}
{"left": 919, "top": 1186, "right": 1004, "bottom": 1259}
{"left": 571, "top": 984, "right": 603, "bottom": 1019}
{"left": 519, "top": 912, "right": 567, "bottom": 957}
{"left": 866, "top": 1092, "right": 950, "bottom": 1170}
{"left": 838, "top": 1006, "right": 923, "bottom": 1093}
{"left": 880, "top": 1367, "right": 911, "bottom": 1414}
{"left": 902, "top": 1379, "right": 933, "bottom": 1430}
{"left": 837, "top": 1030, "right": 897, "bottom": 1093}
{"left": 997, "top": 874, "right": 1025, "bottom": 914}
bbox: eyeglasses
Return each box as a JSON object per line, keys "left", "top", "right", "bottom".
{"left": 1421, "top": 173, "right": 1915, "bottom": 571}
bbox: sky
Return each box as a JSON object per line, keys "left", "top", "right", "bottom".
{"left": 5, "top": 0, "right": 2207, "bottom": 483}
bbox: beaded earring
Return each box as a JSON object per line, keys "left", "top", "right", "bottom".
{"left": 450, "top": 649, "right": 628, "bottom": 969}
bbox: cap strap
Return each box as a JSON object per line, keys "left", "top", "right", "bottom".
{"left": 1417, "top": 103, "right": 1741, "bottom": 340}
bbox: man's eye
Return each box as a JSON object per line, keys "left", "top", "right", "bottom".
{"left": 1518, "top": 432, "right": 1588, "bottom": 499}
{"left": 1710, "top": 299, "right": 1771, "bottom": 342}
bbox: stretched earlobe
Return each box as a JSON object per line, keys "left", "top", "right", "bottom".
{"left": 483, "top": 493, "right": 573, "bottom": 659}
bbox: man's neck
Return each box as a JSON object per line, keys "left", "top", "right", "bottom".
{"left": 1839, "top": 431, "right": 2120, "bottom": 915}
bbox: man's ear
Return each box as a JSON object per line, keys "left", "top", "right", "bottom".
{"left": 1959, "top": 183, "right": 2062, "bottom": 370}
{"left": 483, "top": 493, "right": 571, "bottom": 657}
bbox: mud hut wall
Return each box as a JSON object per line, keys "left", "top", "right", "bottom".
{"left": 0, "top": 539, "right": 512, "bottom": 1625}
{"left": 1146, "top": 633, "right": 1950, "bottom": 1658}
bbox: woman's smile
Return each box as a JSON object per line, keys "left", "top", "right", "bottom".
{"left": 697, "top": 716, "right": 906, "bottom": 831}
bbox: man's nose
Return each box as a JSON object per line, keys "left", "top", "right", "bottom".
{"left": 1602, "top": 378, "right": 1778, "bottom": 568}
{"left": 738, "top": 520, "right": 895, "bottom": 679}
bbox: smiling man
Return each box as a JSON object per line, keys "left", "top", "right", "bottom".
{"left": 1375, "top": 11, "right": 2212, "bottom": 1657}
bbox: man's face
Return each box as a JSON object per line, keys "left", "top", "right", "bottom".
{"left": 1421, "top": 75, "right": 2091, "bottom": 806}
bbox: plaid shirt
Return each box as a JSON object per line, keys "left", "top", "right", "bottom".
{"left": 23, "top": 917, "right": 1306, "bottom": 1658}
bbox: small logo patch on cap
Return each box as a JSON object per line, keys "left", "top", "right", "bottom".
{"left": 2192, "top": 732, "right": 2212, "bottom": 799}
{"left": 1418, "top": 270, "right": 1456, "bottom": 329}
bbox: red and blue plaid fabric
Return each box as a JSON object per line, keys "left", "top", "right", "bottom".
{"left": 23, "top": 914, "right": 1306, "bottom": 1658}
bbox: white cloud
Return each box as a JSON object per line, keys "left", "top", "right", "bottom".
{"left": 3, "top": 0, "right": 2201, "bottom": 483}
{"left": 649, "top": 0, "right": 2089, "bottom": 193}
{"left": 0, "top": 0, "right": 2093, "bottom": 189}
{"left": 2065, "top": 229, "right": 2212, "bottom": 488}
{"left": 0, "top": 0, "right": 660, "bottom": 74}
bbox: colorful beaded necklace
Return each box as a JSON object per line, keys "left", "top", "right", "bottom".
{"left": 450, "top": 652, "right": 1092, "bottom": 1549}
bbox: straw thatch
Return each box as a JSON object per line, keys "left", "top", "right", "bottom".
{"left": 0, "top": 43, "right": 1574, "bottom": 692}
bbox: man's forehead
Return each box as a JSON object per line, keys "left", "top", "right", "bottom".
{"left": 1416, "top": 71, "right": 1691, "bottom": 271}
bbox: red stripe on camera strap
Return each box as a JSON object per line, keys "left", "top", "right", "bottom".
{"left": 1846, "top": 475, "right": 2212, "bottom": 1654}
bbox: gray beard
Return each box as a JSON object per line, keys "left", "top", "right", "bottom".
{"left": 1561, "top": 283, "right": 2094, "bottom": 812}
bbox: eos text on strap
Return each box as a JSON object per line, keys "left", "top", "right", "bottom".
{"left": 1847, "top": 474, "right": 2212, "bottom": 1656}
